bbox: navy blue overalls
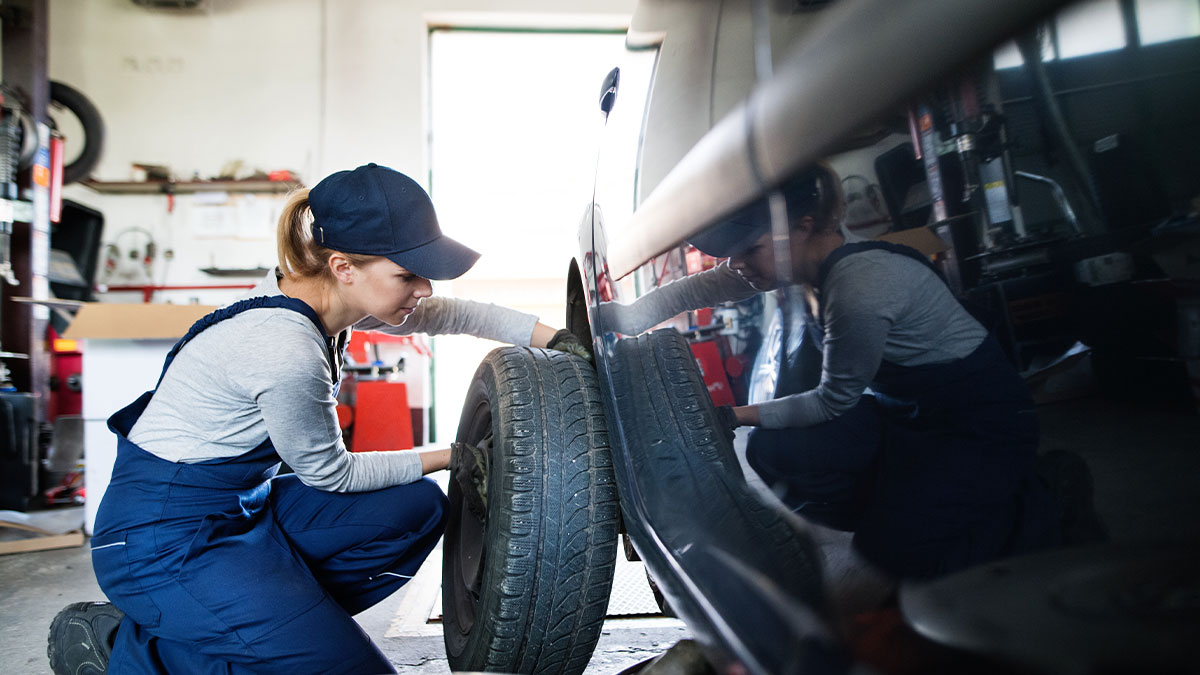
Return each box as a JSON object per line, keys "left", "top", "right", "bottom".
{"left": 91, "top": 296, "right": 447, "bottom": 674}
{"left": 746, "top": 241, "right": 1058, "bottom": 580}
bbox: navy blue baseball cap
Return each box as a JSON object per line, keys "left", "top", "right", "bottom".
{"left": 688, "top": 198, "right": 774, "bottom": 258}
{"left": 308, "top": 163, "right": 480, "bottom": 280}
{"left": 688, "top": 167, "right": 824, "bottom": 258}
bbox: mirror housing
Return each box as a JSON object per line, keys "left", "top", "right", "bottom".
{"left": 599, "top": 67, "right": 620, "bottom": 118}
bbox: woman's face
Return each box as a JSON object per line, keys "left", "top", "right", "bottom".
{"left": 724, "top": 214, "right": 840, "bottom": 289}
{"left": 728, "top": 232, "right": 781, "bottom": 290}
{"left": 727, "top": 216, "right": 826, "bottom": 289}
{"left": 346, "top": 257, "right": 433, "bottom": 325}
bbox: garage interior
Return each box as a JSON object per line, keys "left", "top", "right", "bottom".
{"left": 0, "top": 0, "right": 1198, "bottom": 674}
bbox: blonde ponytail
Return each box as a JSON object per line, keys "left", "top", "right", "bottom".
{"left": 276, "top": 187, "right": 377, "bottom": 280}
{"left": 277, "top": 189, "right": 317, "bottom": 278}
{"left": 811, "top": 161, "right": 845, "bottom": 234}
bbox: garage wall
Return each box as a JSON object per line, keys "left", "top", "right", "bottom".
{"left": 50, "top": 0, "right": 633, "bottom": 303}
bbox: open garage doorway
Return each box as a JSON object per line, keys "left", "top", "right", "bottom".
{"left": 427, "top": 26, "right": 627, "bottom": 443}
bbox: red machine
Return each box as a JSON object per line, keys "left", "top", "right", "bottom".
{"left": 690, "top": 340, "right": 736, "bottom": 408}
{"left": 47, "top": 326, "right": 82, "bottom": 421}
{"left": 336, "top": 332, "right": 431, "bottom": 452}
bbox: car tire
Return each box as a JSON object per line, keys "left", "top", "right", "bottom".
{"left": 443, "top": 347, "right": 619, "bottom": 675}
{"left": 48, "top": 81, "right": 105, "bottom": 184}
{"left": 608, "top": 329, "right": 827, "bottom": 615}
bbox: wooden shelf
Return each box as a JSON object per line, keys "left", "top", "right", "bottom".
{"left": 81, "top": 179, "right": 301, "bottom": 195}
{"left": 200, "top": 266, "right": 271, "bottom": 277}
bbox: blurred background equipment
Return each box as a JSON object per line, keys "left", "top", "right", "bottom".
{"left": 0, "top": 0, "right": 108, "bottom": 516}
{"left": 840, "top": 174, "right": 891, "bottom": 237}
{"left": 867, "top": 24, "right": 1200, "bottom": 409}
{"left": 336, "top": 332, "right": 433, "bottom": 453}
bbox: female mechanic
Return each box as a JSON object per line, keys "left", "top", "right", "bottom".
{"left": 602, "top": 163, "right": 1059, "bottom": 581}
{"left": 49, "top": 163, "right": 584, "bottom": 674}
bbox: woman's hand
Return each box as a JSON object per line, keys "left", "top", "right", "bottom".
{"left": 533, "top": 323, "right": 592, "bottom": 362}
{"left": 713, "top": 405, "right": 760, "bottom": 443}
{"left": 530, "top": 322, "right": 558, "bottom": 348}
{"left": 419, "top": 447, "right": 451, "bottom": 475}
{"left": 449, "top": 441, "right": 489, "bottom": 519}
{"left": 546, "top": 329, "right": 592, "bottom": 362}
{"left": 733, "top": 405, "right": 760, "bottom": 427}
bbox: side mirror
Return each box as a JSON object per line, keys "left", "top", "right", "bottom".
{"left": 599, "top": 67, "right": 620, "bottom": 118}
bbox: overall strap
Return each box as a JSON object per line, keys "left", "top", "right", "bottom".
{"left": 156, "top": 295, "right": 335, "bottom": 388}
{"left": 812, "top": 239, "right": 950, "bottom": 326}
{"left": 815, "top": 240, "right": 944, "bottom": 291}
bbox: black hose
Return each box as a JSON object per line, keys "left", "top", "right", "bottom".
{"left": 1015, "top": 30, "right": 1107, "bottom": 233}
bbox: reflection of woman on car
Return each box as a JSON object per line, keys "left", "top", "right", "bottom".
{"left": 601, "top": 164, "right": 1058, "bottom": 581}
{"left": 48, "top": 164, "right": 585, "bottom": 674}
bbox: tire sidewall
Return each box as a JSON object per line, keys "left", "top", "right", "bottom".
{"left": 443, "top": 358, "right": 517, "bottom": 663}
{"left": 442, "top": 347, "right": 618, "bottom": 675}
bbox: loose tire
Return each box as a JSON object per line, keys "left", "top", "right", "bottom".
{"left": 443, "top": 347, "right": 619, "bottom": 675}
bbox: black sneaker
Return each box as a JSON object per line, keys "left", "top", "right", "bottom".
{"left": 47, "top": 601, "right": 125, "bottom": 675}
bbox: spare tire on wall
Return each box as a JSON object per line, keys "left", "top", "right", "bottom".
{"left": 443, "top": 347, "right": 619, "bottom": 675}
{"left": 48, "top": 81, "right": 105, "bottom": 184}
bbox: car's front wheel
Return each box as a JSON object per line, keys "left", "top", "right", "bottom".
{"left": 442, "top": 347, "right": 619, "bottom": 675}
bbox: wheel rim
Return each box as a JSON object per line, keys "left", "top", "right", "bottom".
{"left": 449, "top": 399, "right": 493, "bottom": 637}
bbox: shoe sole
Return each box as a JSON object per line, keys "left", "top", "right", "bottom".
{"left": 47, "top": 601, "right": 125, "bottom": 675}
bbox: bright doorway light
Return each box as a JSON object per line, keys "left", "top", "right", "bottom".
{"left": 428, "top": 27, "right": 626, "bottom": 443}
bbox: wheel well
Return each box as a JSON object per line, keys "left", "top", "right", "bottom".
{"left": 566, "top": 258, "right": 592, "bottom": 346}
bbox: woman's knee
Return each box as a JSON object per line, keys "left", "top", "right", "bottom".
{"left": 745, "top": 428, "right": 792, "bottom": 480}
{"left": 747, "top": 414, "right": 880, "bottom": 476}
{"left": 416, "top": 478, "right": 450, "bottom": 534}
{"left": 380, "top": 477, "right": 448, "bottom": 538}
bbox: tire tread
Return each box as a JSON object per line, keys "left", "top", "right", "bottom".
{"left": 445, "top": 348, "right": 618, "bottom": 675}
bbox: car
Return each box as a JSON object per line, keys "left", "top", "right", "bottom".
{"left": 438, "top": 0, "right": 1200, "bottom": 673}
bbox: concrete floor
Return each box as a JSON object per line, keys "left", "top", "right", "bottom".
{"left": 2, "top": 393, "right": 1198, "bottom": 674}
{"left": 0, "top": 528, "right": 690, "bottom": 675}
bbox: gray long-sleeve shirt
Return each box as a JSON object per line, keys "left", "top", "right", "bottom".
{"left": 599, "top": 235, "right": 986, "bottom": 429}
{"left": 127, "top": 269, "right": 539, "bottom": 492}
{"left": 761, "top": 248, "right": 986, "bottom": 428}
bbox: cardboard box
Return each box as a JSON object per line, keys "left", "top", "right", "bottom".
{"left": 64, "top": 303, "right": 216, "bottom": 534}
{"left": 62, "top": 303, "right": 218, "bottom": 341}
{"left": 877, "top": 226, "right": 950, "bottom": 258}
